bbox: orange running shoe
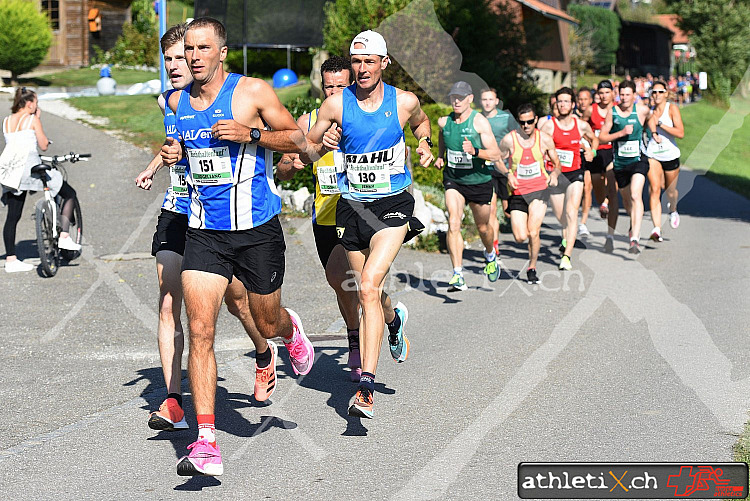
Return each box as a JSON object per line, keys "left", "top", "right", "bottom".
{"left": 254, "top": 341, "right": 278, "bottom": 402}
{"left": 348, "top": 387, "right": 374, "bottom": 419}
{"left": 148, "top": 397, "right": 188, "bottom": 431}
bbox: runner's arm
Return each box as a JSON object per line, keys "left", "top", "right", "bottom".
{"left": 473, "top": 114, "right": 501, "bottom": 162}
{"left": 495, "top": 134, "right": 513, "bottom": 175}
{"left": 135, "top": 152, "right": 163, "bottom": 190}
{"left": 213, "top": 78, "right": 307, "bottom": 153}
{"left": 277, "top": 114, "right": 310, "bottom": 181}
{"left": 581, "top": 121, "right": 599, "bottom": 152}
{"left": 404, "top": 92, "right": 434, "bottom": 167}
{"left": 596, "top": 109, "right": 623, "bottom": 143}
{"left": 541, "top": 132, "right": 561, "bottom": 182}
{"left": 299, "top": 95, "right": 342, "bottom": 164}
{"left": 435, "top": 116, "right": 447, "bottom": 170}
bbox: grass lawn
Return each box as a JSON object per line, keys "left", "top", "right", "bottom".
{"left": 678, "top": 100, "right": 750, "bottom": 199}
{"left": 575, "top": 73, "right": 625, "bottom": 90}
{"left": 65, "top": 82, "right": 313, "bottom": 152}
{"left": 18, "top": 68, "right": 158, "bottom": 88}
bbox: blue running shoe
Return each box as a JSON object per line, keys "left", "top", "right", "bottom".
{"left": 388, "top": 301, "right": 409, "bottom": 363}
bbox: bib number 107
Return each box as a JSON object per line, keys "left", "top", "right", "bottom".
{"left": 358, "top": 172, "right": 377, "bottom": 183}
{"left": 199, "top": 159, "right": 214, "bottom": 172}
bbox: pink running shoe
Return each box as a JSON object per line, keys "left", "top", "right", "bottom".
{"left": 348, "top": 348, "right": 362, "bottom": 382}
{"left": 284, "top": 308, "right": 314, "bottom": 375}
{"left": 176, "top": 440, "right": 223, "bottom": 476}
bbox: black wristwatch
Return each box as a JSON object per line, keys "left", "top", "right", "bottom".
{"left": 248, "top": 127, "right": 261, "bottom": 144}
{"left": 419, "top": 136, "right": 433, "bottom": 148}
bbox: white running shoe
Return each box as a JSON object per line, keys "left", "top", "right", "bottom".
{"left": 58, "top": 234, "right": 82, "bottom": 251}
{"left": 4, "top": 259, "right": 34, "bottom": 273}
{"left": 578, "top": 223, "right": 590, "bottom": 238}
{"left": 669, "top": 211, "right": 680, "bottom": 229}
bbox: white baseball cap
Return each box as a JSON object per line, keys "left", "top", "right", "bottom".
{"left": 349, "top": 30, "right": 388, "bottom": 57}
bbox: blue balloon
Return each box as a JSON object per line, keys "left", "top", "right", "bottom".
{"left": 272, "top": 68, "right": 298, "bottom": 88}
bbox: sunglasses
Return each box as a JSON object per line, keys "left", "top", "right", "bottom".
{"left": 652, "top": 90, "right": 667, "bottom": 94}
{"left": 519, "top": 118, "right": 536, "bottom": 126}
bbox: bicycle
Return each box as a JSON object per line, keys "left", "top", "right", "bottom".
{"left": 31, "top": 152, "right": 89, "bottom": 277}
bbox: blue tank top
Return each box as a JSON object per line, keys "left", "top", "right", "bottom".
{"left": 162, "top": 89, "right": 190, "bottom": 215}
{"left": 337, "top": 82, "right": 409, "bottom": 202}
{"left": 175, "top": 73, "right": 279, "bottom": 230}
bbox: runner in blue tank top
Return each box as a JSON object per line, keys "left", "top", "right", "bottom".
{"left": 302, "top": 30, "right": 435, "bottom": 420}
{"left": 135, "top": 23, "right": 273, "bottom": 443}
{"left": 598, "top": 79, "right": 652, "bottom": 254}
{"left": 160, "top": 17, "right": 319, "bottom": 477}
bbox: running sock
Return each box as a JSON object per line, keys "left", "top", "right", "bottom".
{"left": 359, "top": 372, "right": 375, "bottom": 392}
{"left": 453, "top": 267, "right": 462, "bottom": 275}
{"left": 561, "top": 239, "right": 567, "bottom": 248}
{"left": 167, "top": 393, "right": 182, "bottom": 408}
{"left": 347, "top": 329, "right": 359, "bottom": 351}
{"left": 197, "top": 414, "right": 216, "bottom": 446}
{"left": 282, "top": 316, "right": 297, "bottom": 344}
{"left": 386, "top": 312, "right": 401, "bottom": 335}
{"left": 255, "top": 345, "right": 272, "bottom": 368}
{"left": 484, "top": 250, "right": 496, "bottom": 262}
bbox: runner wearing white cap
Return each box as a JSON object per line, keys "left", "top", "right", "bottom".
{"left": 301, "top": 29, "right": 434, "bottom": 419}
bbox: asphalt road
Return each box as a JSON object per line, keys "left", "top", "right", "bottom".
{"left": 0, "top": 98, "right": 749, "bottom": 500}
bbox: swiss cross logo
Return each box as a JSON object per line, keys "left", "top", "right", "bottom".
{"left": 666, "top": 465, "right": 740, "bottom": 497}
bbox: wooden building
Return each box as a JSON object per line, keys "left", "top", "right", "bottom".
{"left": 38, "top": 0, "right": 132, "bottom": 67}
{"left": 492, "top": 0, "right": 579, "bottom": 94}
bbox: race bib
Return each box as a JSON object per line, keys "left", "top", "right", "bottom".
{"left": 187, "top": 147, "right": 232, "bottom": 185}
{"left": 447, "top": 148, "right": 473, "bottom": 169}
{"left": 317, "top": 152, "right": 342, "bottom": 195}
{"left": 345, "top": 142, "right": 404, "bottom": 195}
{"left": 652, "top": 140, "right": 670, "bottom": 154}
{"left": 618, "top": 140, "right": 640, "bottom": 158}
{"left": 556, "top": 149, "right": 574, "bottom": 168}
{"left": 595, "top": 129, "right": 601, "bottom": 137}
{"left": 517, "top": 161, "right": 541, "bottom": 179}
{"left": 169, "top": 165, "right": 188, "bottom": 197}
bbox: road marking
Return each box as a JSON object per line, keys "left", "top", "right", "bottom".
{"left": 40, "top": 193, "right": 163, "bottom": 343}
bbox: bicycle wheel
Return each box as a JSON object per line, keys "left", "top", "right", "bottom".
{"left": 60, "top": 196, "right": 82, "bottom": 262}
{"left": 35, "top": 198, "right": 59, "bottom": 277}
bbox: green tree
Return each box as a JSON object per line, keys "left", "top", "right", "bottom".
{"left": 567, "top": 3, "right": 621, "bottom": 74}
{"left": 671, "top": 0, "right": 750, "bottom": 103}
{"left": 0, "top": 0, "right": 52, "bottom": 84}
{"left": 322, "top": 0, "right": 540, "bottom": 112}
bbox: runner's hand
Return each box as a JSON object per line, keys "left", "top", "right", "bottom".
{"left": 278, "top": 154, "right": 305, "bottom": 173}
{"left": 434, "top": 158, "right": 444, "bottom": 170}
{"left": 212, "top": 120, "right": 253, "bottom": 143}
{"left": 462, "top": 137, "right": 474, "bottom": 155}
{"left": 135, "top": 168, "right": 154, "bottom": 190}
{"left": 161, "top": 137, "right": 181, "bottom": 166}
{"left": 417, "top": 144, "right": 434, "bottom": 167}
{"left": 507, "top": 171, "right": 519, "bottom": 190}
{"left": 322, "top": 124, "right": 341, "bottom": 151}
{"left": 583, "top": 150, "right": 594, "bottom": 162}
{"left": 653, "top": 132, "right": 662, "bottom": 144}
{"left": 548, "top": 171, "right": 559, "bottom": 188}
{"left": 623, "top": 124, "right": 634, "bottom": 135}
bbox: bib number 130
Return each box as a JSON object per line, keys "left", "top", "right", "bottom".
{"left": 358, "top": 172, "right": 377, "bottom": 183}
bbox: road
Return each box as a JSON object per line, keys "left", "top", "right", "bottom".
{"left": 0, "top": 98, "right": 749, "bottom": 500}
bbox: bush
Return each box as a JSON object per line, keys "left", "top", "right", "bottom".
{"left": 0, "top": 0, "right": 52, "bottom": 83}
{"left": 275, "top": 96, "right": 321, "bottom": 193}
{"left": 568, "top": 4, "right": 620, "bottom": 74}
{"left": 225, "top": 49, "right": 313, "bottom": 79}
{"left": 93, "top": 23, "right": 159, "bottom": 67}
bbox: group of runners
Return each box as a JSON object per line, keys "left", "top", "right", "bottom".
{"left": 136, "top": 19, "right": 429, "bottom": 476}
{"left": 134, "top": 17, "right": 685, "bottom": 477}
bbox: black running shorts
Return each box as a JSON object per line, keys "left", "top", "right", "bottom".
{"left": 548, "top": 169, "right": 584, "bottom": 195}
{"left": 151, "top": 209, "right": 188, "bottom": 256}
{"left": 614, "top": 159, "right": 650, "bottom": 189}
{"left": 584, "top": 148, "right": 613, "bottom": 174}
{"left": 181, "top": 215, "right": 286, "bottom": 294}
{"left": 508, "top": 189, "right": 548, "bottom": 214}
{"left": 491, "top": 172, "right": 510, "bottom": 201}
{"left": 443, "top": 178, "right": 494, "bottom": 205}
{"left": 312, "top": 222, "right": 340, "bottom": 268}
{"left": 335, "top": 190, "right": 422, "bottom": 251}
{"left": 657, "top": 157, "right": 680, "bottom": 172}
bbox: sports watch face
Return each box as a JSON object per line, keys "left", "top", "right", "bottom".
{"left": 250, "top": 128, "right": 261, "bottom": 143}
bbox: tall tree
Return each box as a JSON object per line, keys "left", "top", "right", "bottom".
{"left": 567, "top": 3, "right": 621, "bottom": 75}
{"left": 671, "top": 0, "right": 750, "bottom": 102}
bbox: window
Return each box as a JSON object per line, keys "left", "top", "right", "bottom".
{"left": 41, "top": 0, "right": 60, "bottom": 30}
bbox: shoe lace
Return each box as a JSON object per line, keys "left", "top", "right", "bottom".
{"left": 357, "top": 388, "right": 373, "bottom": 404}
{"left": 187, "top": 439, "right": 209, "bottom": 451}
{"left": 287, "top": 329, "right": 307, "bottom": 362}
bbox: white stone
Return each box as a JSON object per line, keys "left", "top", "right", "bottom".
{"left": 290, "top": 187, "right": 311, "bottom": 212}
{"left": 426, "top": 201, "right": 447, "bottom": 224}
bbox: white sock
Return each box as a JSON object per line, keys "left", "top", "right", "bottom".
{"left": 485, "top": 250, "right": 496, "bottom": 262}
{"left": 453, "top": 267, "right": 462, "bottom": 275}
{"left": 198, "top": 424, "right": 216, "bottom": 443}
{"left": 653, "top": 226, "right": 661, "bottom": 234}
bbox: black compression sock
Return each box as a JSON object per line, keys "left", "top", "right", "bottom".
{"left": 386, "top": 313, "right": 401, "bottom": 335}
{"left": 167, "top": 393, "right": 182, "bottom": 408}
{"left": 347, "top": 329, "right": 359, "bottom": 351}
{"left": 256, "top": 346, "right": 272, "bottom": 368}
{"left": 359, "top": 372, "right": 375, "bottom": 392}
